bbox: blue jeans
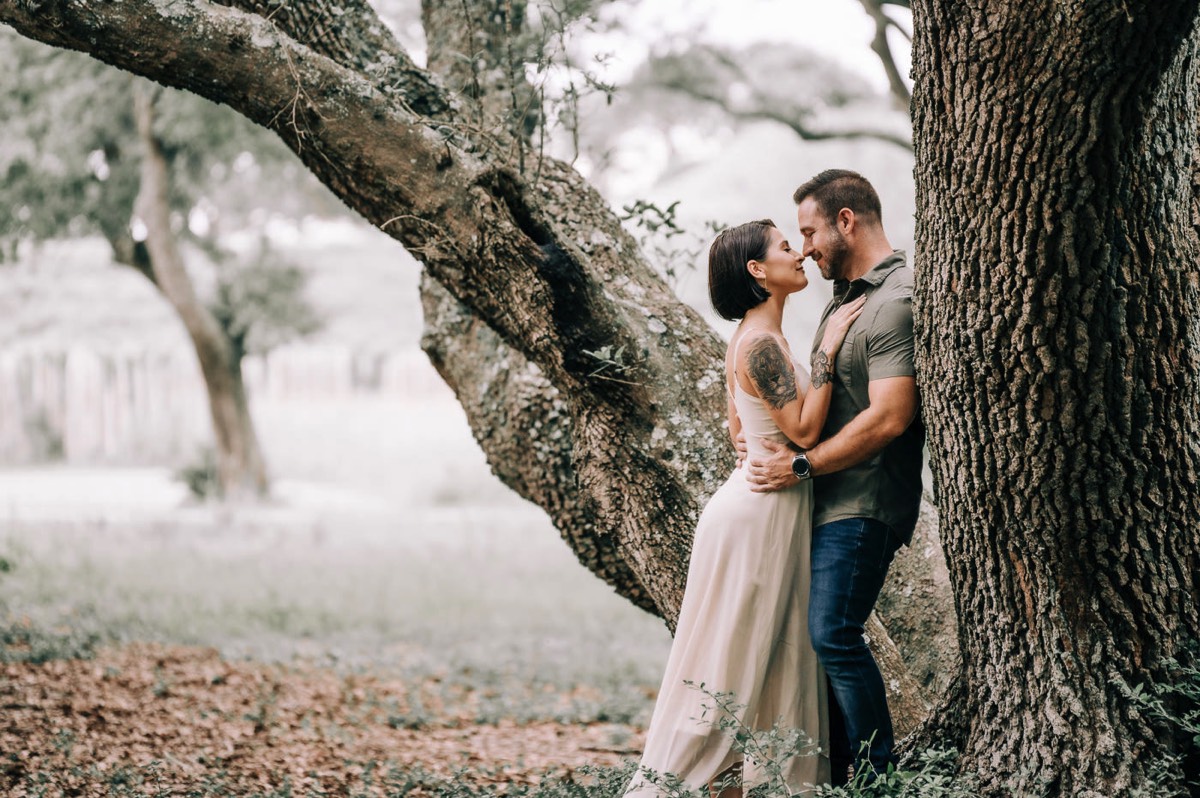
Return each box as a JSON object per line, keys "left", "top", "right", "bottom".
{"left": 809, "top": 517, "right": 904, "bottom": 779}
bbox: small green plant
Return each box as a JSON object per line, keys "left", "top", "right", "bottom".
{"left": 51, "top": 729, "right": 75, "bottom": 756}
{"left": 619, "top": 200, "right": 698, "bottom": 289}
{"left": 814, "top": 745, "right": 979, "bottom": 798}
{"left": 244, "top": 680, "right": 281, "bottom": 734}
{"left": 151, "top": 666, "right": 172, "bottom": 698}
{"left": 582, "top": 344, "right": 640, "bottom": 384}
{"left": 174, "top": 446, "right": 220, "bottom": 501}
{"left": 0, "top": 619, "right": 102, "bottom": 663}
{"left": 1119, "top": 647, "right": 1200, "bottom": 798}
{"left": 630, "top": 683, "right": 979, "bottom": 798}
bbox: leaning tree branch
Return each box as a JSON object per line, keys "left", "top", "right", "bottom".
{"left": 419, "top": 274, "right": 659, "bottom": 616}
{"left": 0, "top": 0, "right": 733, "bottom": 618}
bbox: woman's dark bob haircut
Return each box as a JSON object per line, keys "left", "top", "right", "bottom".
{"left": 708, "top": 219, "right": 775, "bottom": 321}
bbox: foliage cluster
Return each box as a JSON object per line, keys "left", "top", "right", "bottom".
{"left": 1, "top": 29, "right": 326, "bottom": 366}
{"left": 617, "top": 199, "right": 723, "bottom": 290}
{"left": 1123, "top": 650, "right": 1200, "bottom": 797}
{"left": 0, "top": 29, "right": 298, "bottom": 257}
{"left": 174, "top": 447, "right": 221, "bottom": 501}
{"left": 206, "top": 237, "right": 324, "bottom": 359}
{"left": 628, "top": 684, "right": 978, "bottom": 798}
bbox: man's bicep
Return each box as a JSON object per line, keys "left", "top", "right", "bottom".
{"left": 866, "top": 298, "right": 915, "bottom": 381}
{"left": 867, "top": 376, "right": 918, "bottom": 429}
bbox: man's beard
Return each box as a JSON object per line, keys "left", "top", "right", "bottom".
{"left": 819, "top": 229, "right": 851, "bottom": 281}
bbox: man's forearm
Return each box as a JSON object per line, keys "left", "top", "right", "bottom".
{"left": 808, "top": 375, "right": 917, "bottom": 476}
{"left": 807, "top": 406, "right": 904, "bottom": 476}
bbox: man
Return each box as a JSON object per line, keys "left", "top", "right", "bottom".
{"left": 746, "top": 169, "right": 924, "bottom": 781}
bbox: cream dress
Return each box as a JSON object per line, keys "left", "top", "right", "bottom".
{"left": 627, "top": 350, "right": 830, "bottom": 796}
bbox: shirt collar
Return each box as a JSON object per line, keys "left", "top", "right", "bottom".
{"left": 833, "top": 250, "right": 907, "bottom": 296}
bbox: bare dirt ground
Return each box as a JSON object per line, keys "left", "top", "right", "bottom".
{"left": 0, "top": 643, "right": 645, "bottom": 797}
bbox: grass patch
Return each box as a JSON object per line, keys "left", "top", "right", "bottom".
{"left": 8, "top": 759, "right": 640, "bottom": 798}
{"left": 0, "top": 508, "right": 669, "bottom": 725}
{"left": 0, "top": 617, "right": 103, "bottom": 663}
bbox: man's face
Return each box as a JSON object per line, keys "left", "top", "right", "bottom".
{"left": 796, "top": 197, "right": 850, "bottom": 282}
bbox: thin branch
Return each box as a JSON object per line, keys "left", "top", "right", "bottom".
{"left": 658, "top": 79, "right": 913, "bottom": 152}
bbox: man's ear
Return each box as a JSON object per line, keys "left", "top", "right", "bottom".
{"left": 837, "top": 207, "right": 855, "bottom": 235}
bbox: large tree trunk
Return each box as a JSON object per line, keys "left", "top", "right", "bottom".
{"left": 132, "top": 83, "right": 269, "bottom": 500}
{"left": 911, "top": 1, "right": 1200, "bottom": 794}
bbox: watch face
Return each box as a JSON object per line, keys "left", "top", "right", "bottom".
{"left": 791, "top": 454, "right": 811, "bottom": 479}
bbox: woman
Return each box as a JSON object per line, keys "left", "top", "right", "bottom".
{"left": 627, "top": 219, "right": 865, "bottom": 796}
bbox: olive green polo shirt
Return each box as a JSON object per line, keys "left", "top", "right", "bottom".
{"left": 809, "top": 251, "right": 924, "bottom": 542}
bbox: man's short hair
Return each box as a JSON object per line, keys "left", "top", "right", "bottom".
{"left": 793, "top": 169, "right": 882, "bottom": 226}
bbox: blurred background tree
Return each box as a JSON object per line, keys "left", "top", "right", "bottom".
{"left": 0, "top": 31, "right": 329, "bottom": 499}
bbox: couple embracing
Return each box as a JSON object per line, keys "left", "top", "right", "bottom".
{"left": 628, "top": 170, "right": 924, "bottom": 795}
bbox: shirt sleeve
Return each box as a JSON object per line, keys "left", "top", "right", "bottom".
{"left": 867, "top": 296, "right": 916, "bottom": 380}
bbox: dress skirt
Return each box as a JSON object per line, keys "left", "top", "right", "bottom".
{"left": 626, "top": 468, "right": 830, "bottom": 796}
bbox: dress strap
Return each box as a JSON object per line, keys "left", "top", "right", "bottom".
{"left": 727, "top": 331, "right": 752, "bottom": 399}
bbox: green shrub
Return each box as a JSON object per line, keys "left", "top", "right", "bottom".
{"left": 0, "top": 619, "right": 102, "bottom": 663}
{"left": 1121, "top": 647, "right": 1200, "bottom": 798}
{"left": 619, "top": 684, "right": 979, "bottom": 798}
{"left": 174, "top": 446, "right": 221, "bottom": 500}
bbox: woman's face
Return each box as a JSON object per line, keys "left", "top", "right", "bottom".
{"left": 753, "top": 227, "right": 807, "bottom": 295}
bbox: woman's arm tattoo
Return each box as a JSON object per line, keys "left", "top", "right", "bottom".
{"left": 811, "top": 350, "right": 832, "bottom": 390}
{"left": 747, "top": 337, "right": 798, "bottom": 409}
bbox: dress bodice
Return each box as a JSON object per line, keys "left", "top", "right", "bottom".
{"left": 731, "top": 381, "right": 792, "bottom": 461}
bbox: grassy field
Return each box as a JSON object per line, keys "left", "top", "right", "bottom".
{"left": 0, "top": 380, "right": 678, "bottom": 795}
{"left": 0, "top": 231, "right": 672, "bottom": 745}
{"left": 0, "top": 500, "right": 671, "bottom": 727}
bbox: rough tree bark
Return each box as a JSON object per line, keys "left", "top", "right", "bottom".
{"left": 409, "top": 0, "right": 663, "bottom": 619}
{"left": 911, "top": 1, "right": 1200, "bottom": 795}
{"left": 875, "top": 500, "right": 958, "bottom": 698}
{"left": 132, "top": 83, "right": 270, "bottom": 500}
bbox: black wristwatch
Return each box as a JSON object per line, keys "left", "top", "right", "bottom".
{"left": 791, "top": 452, "right": 813, "bottom": 481}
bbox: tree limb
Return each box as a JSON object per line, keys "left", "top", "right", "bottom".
{"left": 419, "top": 273, "right": 659, "bottom": 616}
{"left": 132, "top": 81, "right": 268, "bottom": 498}
{"left": 856, "top": 0, "right": 912, "bottom": 110}
{"left": 654, "top": 76, "right": 913, "bottom": 152}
